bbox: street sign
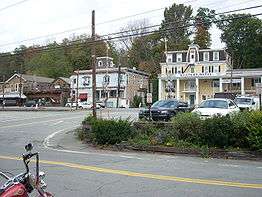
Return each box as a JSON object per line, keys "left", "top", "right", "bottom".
{"left": 255, "top": 83, "right": 262, "bottom": 95}
{"left": 147, "top": 93, "right": 152, "bottom": 104}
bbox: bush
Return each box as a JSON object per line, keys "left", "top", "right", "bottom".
{"left": 171, "top": 112, "right": 204, "bottom": 144}
{"left": 90, "top": 118, "right": 134, "bottom": 145}
{"left": 247, "top": 111, "right": 262, "bottom": 150}
{"left": 202, "top": 115, "right": 234, "bottom": 148}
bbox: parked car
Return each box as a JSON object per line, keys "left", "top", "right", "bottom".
{"left": 235, "top": 96, "right": 258, "bottom": 111}
{"left": 139, "top": 99, "right": 190, "bottom": 121}
{"left": 192, "top": 98, "right": 240, "bottom": 118}
{"left": 24, "top": 100, "right": 37, "bottom": 107}
{"left": 65, "top": 101, "right": 101, "bottom": 109}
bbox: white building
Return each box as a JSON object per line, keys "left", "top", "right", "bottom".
{"left": 70, "top": 57, "right": 149, "bottom": 108}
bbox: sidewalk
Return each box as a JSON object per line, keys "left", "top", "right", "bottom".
{"left": 0, "top": 106, "right": 78, "bottom": 112}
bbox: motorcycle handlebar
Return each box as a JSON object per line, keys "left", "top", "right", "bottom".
{"left": 22, "top": 152, "right": 40, "bottom": 186}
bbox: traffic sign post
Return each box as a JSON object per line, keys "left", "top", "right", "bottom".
{"left": 255, "top": 83, "right": 262, "bottom": 111}
{"left": 147, "top": 93, "right": 153, "bottom": 121}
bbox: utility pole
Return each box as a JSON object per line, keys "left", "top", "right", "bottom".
{"left": 2, "top": 75, "right": 5, "bottom": 109}
{"left": 91, "top": 10, "right": 97, "bottom": 118}
{"left": 76, "top": 70, "right": 79, "bottom": 110}
{"left": 117, "top": 57, "right": 121, "bottom": 108}
{"left": 19, "top": 65, "right": 23, "bottom": 107}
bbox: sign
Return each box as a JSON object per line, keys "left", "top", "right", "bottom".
{"left": 175, "top": 72, "right": 220, "bottom": 78}
{"left": 147, "top": 93, "right": 152, "bottom": 104}
{"left": 221, "top": 79, "right": 241, "bottom": 84}
{"left": 256, "top": 83, "right": 262, "bottom": 95}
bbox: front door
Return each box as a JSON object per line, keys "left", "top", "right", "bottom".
{"left": 189, "top": 94, "right": 195, "bottom": 106}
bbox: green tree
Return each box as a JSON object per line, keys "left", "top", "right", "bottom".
{"left": 160, "top": 3, "right": 193, "bottom": 50}
{"left": 194, "top": 7, "right": 215, "bottom": 48}
{"left": 216, "top": 14, "right": 262, "bottom": 69}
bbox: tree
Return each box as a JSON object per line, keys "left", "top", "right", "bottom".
{"left": 194, "top": 7, "right": 215, "bottom": 48}
{"left": 216, "top": 14, "right": 262, "bottom": 69}
{"left": 160, "top": 3, "right": 193, "bottom": 50}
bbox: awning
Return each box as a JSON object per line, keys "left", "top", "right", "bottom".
{"left": 79, "top": 93, "right": 88, "bottom": 100}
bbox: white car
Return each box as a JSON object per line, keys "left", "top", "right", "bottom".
{"left": 235, "top": 96, "right": 258, "bottom": 111}
{"left": 65, "top": 101, "right": 92, "bottom": 109}
{"left": 193, "top": 98, "right": 240, "bottom": 118}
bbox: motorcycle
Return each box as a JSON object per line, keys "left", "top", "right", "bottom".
{"left": 0, "top": 143, "right": 54, "bottom": 197}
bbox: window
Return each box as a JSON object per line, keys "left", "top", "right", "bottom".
{"left": 213, "top": 80, "right": 220, "bottom": 88}
{"left": 109, "top": 90, "right": 117, "bottom": 98}
{"left": 120, "top": 74, "right": 124, "bottom": 83}
{"left": 214, "top": 65, "right": 219, "bottom": 73}
{"left": 172, "top": 67, "right": 174, "bottom": 74}
{"left": 219, "top": 65, "right": 221, "bottom": 72}
{"left": 177, "top": 53, "right": 182, "bottom": 62}
{"left": 103, "top": 75, "right": 110, "bottom": 84}
{"left": 98, "top": 61, "right": 103, "bottom": 67}
{"left": 82, "top": 76, "right": 90, "bottom": 86}
{"left": 229, "top": 101, "right": 235, "bottom": 108}
{"left": 204, "top": 52, "right": 209, "bottom": 61}
{"left": 202, "top": 66, "right": 204, "bottom": 73}
{"left": 191, "top": 67, "right": 195, "bottom": 73}
{"left": 213, "top": 52, "right": 219, "bottom": 61}
{"left": 175, "top": 67, "right": 177, "bottom": 74}
{"left": 204, "top": 66, "right": 209, "bottom": 73}
{"left": 73, "top": 79, "right": 76, "bottom": 84}
{"left": 165, "top": 68, "right": 168, "bottom": 74}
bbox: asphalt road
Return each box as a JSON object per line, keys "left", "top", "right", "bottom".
{"left": 0, "top": 110, "right": 261, "bottom": 197}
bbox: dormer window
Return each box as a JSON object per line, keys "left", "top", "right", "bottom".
{"left": 213, "top": 52, "right": 219, "bottom": 61}
{"left": 189, "top": 49, "right": 195, "bottom": 63}
{"left": 98, "top": 61, "right": 103, "bottom": 67}
{"left": 204, "top": 52, "right": 209, "bottom": 61}
{"left": 177, "top": 53, "right": 182, "bottom": 62}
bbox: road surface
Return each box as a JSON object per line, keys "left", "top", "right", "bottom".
{"left": 0, "top": 110, "right": 261, "bottom": 196}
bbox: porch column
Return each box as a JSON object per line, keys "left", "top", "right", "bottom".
{"left": 219, "top": 78, "right": 223, "bottom": 92}
{"left": 196, "top": 78, "right": 199, "bottom": 105}
{"left": 241, "top": 77, "right": 245, "bottom": 95}
{"left": 158, "top": 78, "right": 162, "bottom": 100}
{"left": 176, "top": 78, "right": 180, "bottom": 100}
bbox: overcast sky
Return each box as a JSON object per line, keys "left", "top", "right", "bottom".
{"left": 0, "top": 0, "right": 261, "bottom": 52}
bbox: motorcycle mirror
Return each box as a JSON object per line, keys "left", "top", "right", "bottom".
{"left": 25, "top": 143, "right": 33, "bottom": 152}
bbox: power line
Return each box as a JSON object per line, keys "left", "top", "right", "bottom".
{"left": 216, "top": 4, "right": 262, "bottom": 15}
{"left": 0, "top": 0, "right": 31, "bottom": 12}
{"left": 0, "top": 12, "right": 261, "bottom": 59}
{"left": 0, "top": 0, "right": 199, "bottom": 48}
{"left": 1, "top": 3, "right": 261, "bottom": 49}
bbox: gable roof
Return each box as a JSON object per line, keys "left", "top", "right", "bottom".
{"left": 6, "top": 74, "right": 54, "bottom": 83}
{"left": 57, "top": 77, "right": 70, "bottom": 84}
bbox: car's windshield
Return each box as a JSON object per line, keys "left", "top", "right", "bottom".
{"left": 199, "top": 100, "right": 228, "bottom": 109}
{"left": 152, "top": 100, "right": 177, "bottom": 108}
{"left": 235, "top": 98, "right": 252, "bottom": 104}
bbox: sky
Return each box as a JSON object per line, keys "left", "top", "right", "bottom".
{"left": 0, "top": 0, "right": 261, "bottom": 52}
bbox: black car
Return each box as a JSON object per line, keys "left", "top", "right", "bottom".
{"left": 139, "top": 99, "right": 190, "bottom": 121}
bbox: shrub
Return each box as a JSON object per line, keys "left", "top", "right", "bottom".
{"left": 247, "top": 111, "right": 262, "bottom": 151}
{"left": 90, "top": 119, "right": 134, "bottom": 145}
{"left": 230, "top": 111, "right": 251, "bottom": 148}
{"left": 202, "top": 115, "right": 234, "bottom": 148}
{"left": 171, "top": 112, "right": 204, "bottom": 144}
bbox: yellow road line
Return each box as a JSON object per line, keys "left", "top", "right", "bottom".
{"left": 1, "top": 155, "right": 261, "bottom": 189}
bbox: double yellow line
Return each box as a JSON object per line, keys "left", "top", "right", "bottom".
{"left": 1, "top": 155, "right": 261, "bottom": 189}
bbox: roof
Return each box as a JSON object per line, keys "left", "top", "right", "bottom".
{"left": 6, "top": 74, "right": 54, "bottom": 83}
{"left": 56, "top": 77, "right": 70, "bottom": 84}
{"left": 0, "top": 92, "right": 27, "bottom": 99}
